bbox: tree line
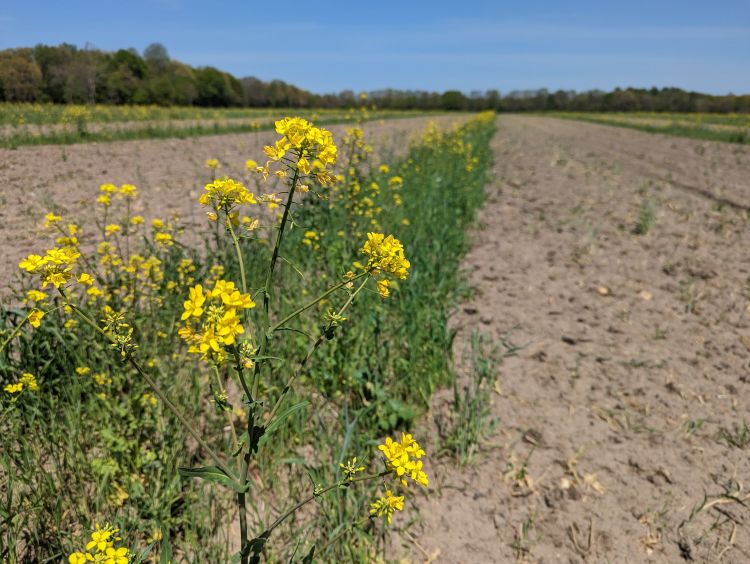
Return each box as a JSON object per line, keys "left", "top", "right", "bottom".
{"left": 1, "top": 43, "right": 748, "bottom": 113}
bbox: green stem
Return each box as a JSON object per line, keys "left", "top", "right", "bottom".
{"left": 265, "top": 275, "right": 370, "bottom": 426}
{"left": 212, "top": 365, "right": 239, "bottom": 455}
{"left": 238, "top": 156, "right": 302, "bottom": 564}
{"left": 226, "top": 213, "right": 248, "bottom": 295}
{"left": 263, "top": 471, "right": 387, "bottom": 538}
{"left": 269, "top": 272, "right": 368, "bottom": 333}
{"left": 261, "top": 162, "right": 300, "bottom": 330}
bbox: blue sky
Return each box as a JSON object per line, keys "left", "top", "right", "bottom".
{"left": 1, "top": 0, "right": 748, "bottom": 94}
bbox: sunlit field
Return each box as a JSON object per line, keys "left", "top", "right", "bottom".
{"left": 0, "top": 112, "right": 495, "bottom": 562}
{"left": 1, "top": 1, "right": 749, "bottom": 561}
{"left": 548, "top": 111, "right": 750, "bottom": 143}
{"left": 0, "top": 103, "right": 434, "bottom": 148}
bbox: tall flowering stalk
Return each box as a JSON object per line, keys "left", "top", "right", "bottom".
{"left": 12, "top": 117, "right": 430, "bottom": 563}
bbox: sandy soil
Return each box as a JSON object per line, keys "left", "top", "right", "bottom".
{"left": 402, "top": 116, "right": 750, "bottom": 563}
{"left": 0, "top": 115, "right": 463, "bottom": 291}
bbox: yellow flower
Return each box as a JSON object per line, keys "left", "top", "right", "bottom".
{"left": 151, "top": 218, "right": 165, "bottom": 229}
{"left": 200, "top": 178, "right": 257, "bottom": 209}
{"left": 105, "top": 546, "right": 129, "bottom": 564}
{"left": 19, "top": 373, "right": 38, "bottom": 391}
{"left": 221, "top": 289, "right": 255, "bottom": 310}
{"left": 216, "top": 308, "right": 244, "bottom": 345}
{"left": 99, "top": 183, "right": 118, "bottom": 194}
{"left": 105, "top": 224, "right": 121, "bottom": 236}
{"left": 42, "top": 268, "right": 72, "bottom": 288}
{"left": 119, "top": 184, "right": 137, "bottom": 198}
{"left": 77, "top": 273, "right": 94, "bottom": 286}
{"left": 378, "top": 433, "right": 428, "bottom": 487}
{"left": 205, "top": 158, "right": 220, "bottom": 170}
{"left": 19, "top": 254, "right": 46, "bottom": 273}
{"left": 198, "top": 326, "right": 221, "bottom": 355}
{"left": 376, "top": 278, "right": 390, "bottom": 299}
{"left": 26, "top": 289, "right": 47, "bottom": 303}
{"left": 245, "top": 159, "right": 257, "bottom": 170}
{"left": 83, "top": 523, "right": 124, "bottom": 557}
{"left": 130, "top": 215, "right": 144, "bottom": 225}
{"left": 359, "top": 233, "right": 410, "bottom": 280}
{"left": 68, "top": 552, "right": 88, "bottom": 564}
{"left": 370, "top": 490, "right": 404, "bottom": 524}
{"left": 180, "top": 279, "right": 255, "bottom": 364}
{"left": 155, "top": 232, "right": 173, "bottom": 246}
{"left": 44, "top": 247, "right": 80, "bottom": 265}
{"left": 93, "top": 372, "right": 112, "bottom": 386}
{"left": 181, "top": 284, "right": 206, "bottom": 321}
{"left": 141, "top": 392, "right": 158, "bottom": 407}
{"left": 339, "top": 457, "right": 365, "bottom": 481}
{"left": 44, "top": 212, "right": 62, "bottom": 228}
{"left": 297, "top": 157, "right": 311, "bottom": 175}
{"left": 87, "top": 286, "right": 104, "bottom": 298}
{"left": 28, "top": 309, "right": 44, "bottom": 328}
{"left": 4, "top": 382, "right": 23, "bottom": 394}
{"left": 76, "top": 366, "right": 91, "bottom": 376}
{"left": 264, "top": 117, "right": 338, "bottom": 170}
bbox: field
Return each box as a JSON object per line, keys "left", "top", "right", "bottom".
{"left": 0, "top": 103, "right": 433, "bottom": 148}
{"left": 2, "top": 111, "right": 750, "bottom": 563}
{"left": 0, "top": 112, "right": 495, "bottom": 562}
{"left": 405, "top": 115, "right": 750, "bottom": 562}
{"left": 550, "top": 111, "right": 750, "bottom": 144}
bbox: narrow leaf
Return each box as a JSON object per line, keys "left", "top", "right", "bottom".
{"left": 178, "top": 466, "right": 248, "bottom": 493}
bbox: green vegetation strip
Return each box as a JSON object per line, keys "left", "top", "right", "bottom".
{"left": 0, "top": 115, "right": 496, "bottom": 561}
{"left": 544, "top": 112, "right": 749, "bottom": 144}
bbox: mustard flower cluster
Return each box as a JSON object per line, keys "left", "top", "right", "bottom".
{"left": 370, "top": 433, "right": 428, "bottom": 526}
{"left": 378, "top": 432, "right": 429, "bottom": 488}
{"left": 68, "top": 523, "right": 129, "bottom": 564}
{"left": 199, "top": 178, "right": 257, "bottom": 211}
{"left": 3, "top": 373, "right": 38, "bottom": 397}
{"left": 19, "top": 246, "right": 83, "bottom": 289}
{"left": 260, "top": 117, "right": 337, "bottom": 183}
{"left": 97, "top": 182, "right": 138, "bottom": 207}
{"left": 359, "top": 233, "right": 410, "bottom": 280}
{"left": 369, "top": 490, "right": 405, "bottom": 525}
{"left": 178, "top": 279, "right": 256, "bottom": 364}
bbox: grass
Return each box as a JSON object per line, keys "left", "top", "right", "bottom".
{"left": 717, "top": 421, "right": 750, "bottom": 449}
{"left": 541, "top": 112, "right": 750, "bottom": 144}
{"left": 0, "top": 113, "right": 496, "bottom": 561}
{"left": 438, "top": 329, "right": 524, "bottom": 465}
{"left": 633, "top": 198, "right": 657, "bottom": 235}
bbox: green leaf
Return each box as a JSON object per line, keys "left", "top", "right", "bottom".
{"left": 258, "top": 401, "right": 308, "bottom": 448}
{"left": 302, "top": 545, "right": 316, "bottom": 563}
{"left": 159, "top": 537, "right": 173, "bottom": 564}
{"left": 178, "top": 466, "right": 248, "bottom": 493}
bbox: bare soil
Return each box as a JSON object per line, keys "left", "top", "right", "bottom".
{"left": 401, "top": 116, "right": 750, "bottom": 563}
{"left": 0, "top": 115, "right": 462, "bottom": 291}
